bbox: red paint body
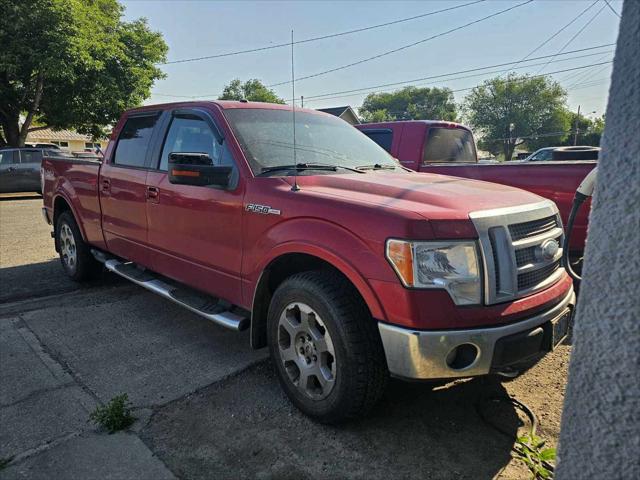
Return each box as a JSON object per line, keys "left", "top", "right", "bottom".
{"left": 355, "top": 120, "right": 596, "bottom": 254}
{"left": 42, "top": 102, "right": 572, "bottom": 332}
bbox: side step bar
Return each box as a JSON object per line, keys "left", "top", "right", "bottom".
{"left": 92, "top": 251, "right": 248, "bottom": 331}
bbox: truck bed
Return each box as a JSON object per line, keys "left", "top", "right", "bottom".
{"left": 41, "top": 156, "right": 105, "bottom": 248}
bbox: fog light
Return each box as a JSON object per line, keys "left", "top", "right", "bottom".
{"left": 445, "top": 343, "right": 479, "bottom": 370}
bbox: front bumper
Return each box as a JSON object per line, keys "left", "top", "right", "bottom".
{"left": 378, "top": 287, "right": 575, "bottom": 380}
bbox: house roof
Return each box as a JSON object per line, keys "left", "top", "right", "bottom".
{"left": 26, "top": 128, "right": 94, "bottom": 142}
{"left": 317, "top": 106, "right": 352, "bottom": 117}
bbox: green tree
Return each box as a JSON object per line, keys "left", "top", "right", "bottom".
{"left": 0, "top": 0, "right": 167, "bottom": 147}
{"left": 465, "top": 74, "right": 569, "bottom": 160}
{"left": 359, "top": 86, "right": 457, "bottom": 123}
{"left": 218, "top": 79, "right": 285, "bottom": 104}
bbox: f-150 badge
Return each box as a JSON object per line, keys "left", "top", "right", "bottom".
{"left": 246, "top": 204, "right": 281, "bottom": 215}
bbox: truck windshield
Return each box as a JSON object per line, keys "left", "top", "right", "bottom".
{"left": 223, "top": 108, "right": 397, "bottom": 175}
{"left": 422, "top": 127, "right": 476, "bottom": 164}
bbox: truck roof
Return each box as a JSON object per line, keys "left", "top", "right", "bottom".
{"left": 357, "top": 119, "right": 472, "bottom": 131}
{"left": 123, "top": 100, "right": 327, "bottom": 116}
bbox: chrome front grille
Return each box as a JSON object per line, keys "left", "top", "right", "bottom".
{"left": 470, "top": 201, "right": 565, "bottom": 305}
{"left": 509, "top": 216, "right": 558, "bottom": 240}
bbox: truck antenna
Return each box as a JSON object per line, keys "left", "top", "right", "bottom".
{"left": 290, "top": 29, "right": 300, "bottom": 192}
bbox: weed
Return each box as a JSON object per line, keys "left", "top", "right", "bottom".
{"left": 0, "top": 457, "right": 13, "bottom": 470}
{"left": 89, "top": 393, "right": 136, "bottom": 433}
{"left": 513, "top": 432, "right": 556, "bottom": 479}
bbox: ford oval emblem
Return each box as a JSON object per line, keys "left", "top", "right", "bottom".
{"left": 537, "top": 239, "right": 560, "bottom": 261}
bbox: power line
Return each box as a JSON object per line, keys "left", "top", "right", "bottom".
{"left": 297, "top": 44, "right": 613, "bottom": 101}
{"left": 499, "top": 0, "right": 599, "bottom": 78}
{"left": 266, "top": 0, "right": 534, "bottom": 87}
{"left": 603, "top": 0, "right": 622, "bottom": 18}
{"left": 158, "top": 0, "right": 486, "bottom": 65}
{"left": 536, "top": 2, "right": 607, "bottom": 74}
{"left": 302, "top": 60, "right": 613, "bottom": 104}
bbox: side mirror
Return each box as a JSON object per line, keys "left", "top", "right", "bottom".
{"left": 168, "top": 152, "right": 232, "bottom": 187}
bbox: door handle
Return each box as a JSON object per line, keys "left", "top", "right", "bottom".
{"left": 101, "top": 178, "right": 111, "bottom": 193}
{"left": 146, "top": 186, "right": 159, "bottom": 202}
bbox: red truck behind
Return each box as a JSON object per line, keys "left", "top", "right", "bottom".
{"left": 42, "top": 101, "right": 575, "bottom": 422}
{"left": 355, "top": 120, "right": 596, "bottom": 259}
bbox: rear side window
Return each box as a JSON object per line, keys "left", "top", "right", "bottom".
{"left": 113, "top": 114, "right": 160, "bottom": 167}
{"left": 361, "top": 129, "right": 393, "bottom": 153}
{"left": 0, "top": 150, "right": 16, "bottom": 164}
{"left": 19, "top": 150, "right": 42, "bottom": 163}
{"left": 422, "top": 128, "right": 476, "bottom": 164}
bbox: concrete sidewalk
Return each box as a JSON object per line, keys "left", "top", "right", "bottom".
{"left": 0, "top": 286, "right": 266, "bottom": 479}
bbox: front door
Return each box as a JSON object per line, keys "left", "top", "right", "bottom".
{"left": 16, "top": 149, "right": 43, "bottom": 192}
{"left": 100, "top": 112, "right": 161, "bottom": 266}
{"left": 145, "top": 108, "right": 244, "bottom": 304}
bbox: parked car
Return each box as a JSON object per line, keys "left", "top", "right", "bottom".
{"left": 524, "top": 146, "right": 600, "bottom": 161}
{"left": 25, "top": 142, "right": 61, "bottom": 150}
{"left": 42, "top": 101, "right": 575, "bottom": 422}
{"left": 71, "top": 151, "right": 101, "bottom": 159}
{"left": 355, "top": 121, "right": 596, "bottom": 260}
{"left": 0, "top": 147, "right": 67, "bottom": 193}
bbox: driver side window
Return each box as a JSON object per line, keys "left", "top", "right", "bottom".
{"left": 159, "top": 115, "right": 228, "bottom": 171}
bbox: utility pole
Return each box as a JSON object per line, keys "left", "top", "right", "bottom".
{"left": 573, "top": 104, "right": 581, "bottom": 145}
{"left": 301, "top": 96, "right": 304, "bottom": 108}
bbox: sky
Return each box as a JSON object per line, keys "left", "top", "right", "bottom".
{"left": 121, "top": 0, "right": 622, "bottom": 119}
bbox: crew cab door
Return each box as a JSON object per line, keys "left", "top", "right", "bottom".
{"left": 100, "top": 111, "right": 161, "bottom": 267}
{"left": 145, "top": 108, "right": 244, "bottom": 304}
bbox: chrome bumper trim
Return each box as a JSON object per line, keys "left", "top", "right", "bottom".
{"left": 378, "top": 287, "right": 576, "bottom": 380}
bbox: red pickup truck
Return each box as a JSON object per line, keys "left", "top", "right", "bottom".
{"left": 356, "top": 121, "right": 596, "bottom": 259}
{"left": 42, "top": 101, "right": 575, "bottom": 422}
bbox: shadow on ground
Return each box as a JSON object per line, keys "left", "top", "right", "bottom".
{"left": 0, "top": 259, "right": 123, "bottom": 303}
{"left": 142, "top": 361, "right": 522, "bottom": 480}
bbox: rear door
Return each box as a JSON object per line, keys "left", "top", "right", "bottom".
{"left": 0, "top": 150, "right": 19, "bottom": 192}
{"left": 100, "top": 111, "right": 161, "bottom": 267}
{"left": 16, "top": 149, "right": 43, "bottom": 192}
{"left": 145, "top": 107, "right": 245, "bottom": 304}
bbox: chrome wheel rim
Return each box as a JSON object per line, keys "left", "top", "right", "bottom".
{"left": 277, "top": 302, "right": 336, "bottom": 400}
{"left": 59, "top": 223, "right": 77, "bottom": 271}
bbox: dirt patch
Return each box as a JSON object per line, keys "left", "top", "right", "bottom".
{"left": 142, "top": 344, "right": 570, "bottom": 480}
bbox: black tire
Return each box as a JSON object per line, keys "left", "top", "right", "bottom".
{"left": 267, "top": 270, "right": 388, "bottom": 423}
{"left": 55, "top": 211, "right": 101, "bottom": 281}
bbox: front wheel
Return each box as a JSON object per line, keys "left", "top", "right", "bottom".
{"left": 267, "top": 271, "right": 388, "bottom": 423}
{"left": 56, "top": 211, "right": 101, "bottom": 281}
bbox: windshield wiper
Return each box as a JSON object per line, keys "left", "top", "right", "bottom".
{"left": 356, "top": 163, "right": 398, "bottom": 171}
{"left": 257, "top": 162, "right": 365, "bottom": 176}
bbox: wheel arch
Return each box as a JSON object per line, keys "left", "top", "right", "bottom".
{"left": 52, "top": 194, "right": 87, "bottom": 250}
{"left": 250, "top": 250, "right": 385, "bottom": 349}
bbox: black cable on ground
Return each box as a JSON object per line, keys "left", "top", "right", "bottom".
{"left": 475, "top": 396, "right": 555, "bottom": 473}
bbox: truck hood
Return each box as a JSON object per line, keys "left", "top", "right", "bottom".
{"left": 295, "top": 171, "right": 546, "bottom": 220}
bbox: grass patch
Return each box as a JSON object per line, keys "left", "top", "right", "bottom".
{"left": 513, "top": 432, "right": 556, "bottom": 479}
{"left": 89, "top": 394, "right": 136, "bottom": 433}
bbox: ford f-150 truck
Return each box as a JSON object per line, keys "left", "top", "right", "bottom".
{"left": 356, "top": 120, "right": 596, "bottom": 261}
{"left": 42, "top": 101, "right": 575, "bottom": 422}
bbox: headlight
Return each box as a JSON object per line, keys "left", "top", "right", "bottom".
{"left": 386, "top": 239, "right": 481, "bottom": 305}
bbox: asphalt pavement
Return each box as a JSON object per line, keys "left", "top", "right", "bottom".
{"left": 0, "top": 197, "right": 570, "bottom": 479}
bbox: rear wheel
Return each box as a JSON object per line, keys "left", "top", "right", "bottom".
{"left": 267, "top": 271, "right": 388, "bottom": 423}
{"left": 56, "top": 211, "right": 101, "bottom": 281}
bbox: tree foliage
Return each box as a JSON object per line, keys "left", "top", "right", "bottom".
{"left": 359, "top": 86, "right": 457, "bottom": 123}
{"left": 465, "top": 74, "right": 568, "bottom": 160}
{"left": 218, "top": 79, "right": 285, "bottom": 104}
{"left": 0, "top": 0, "right": 168, "bottom": 147}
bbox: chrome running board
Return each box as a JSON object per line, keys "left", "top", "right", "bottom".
{"left": 92, "top": 250, "right": 248, "bottom": 331}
